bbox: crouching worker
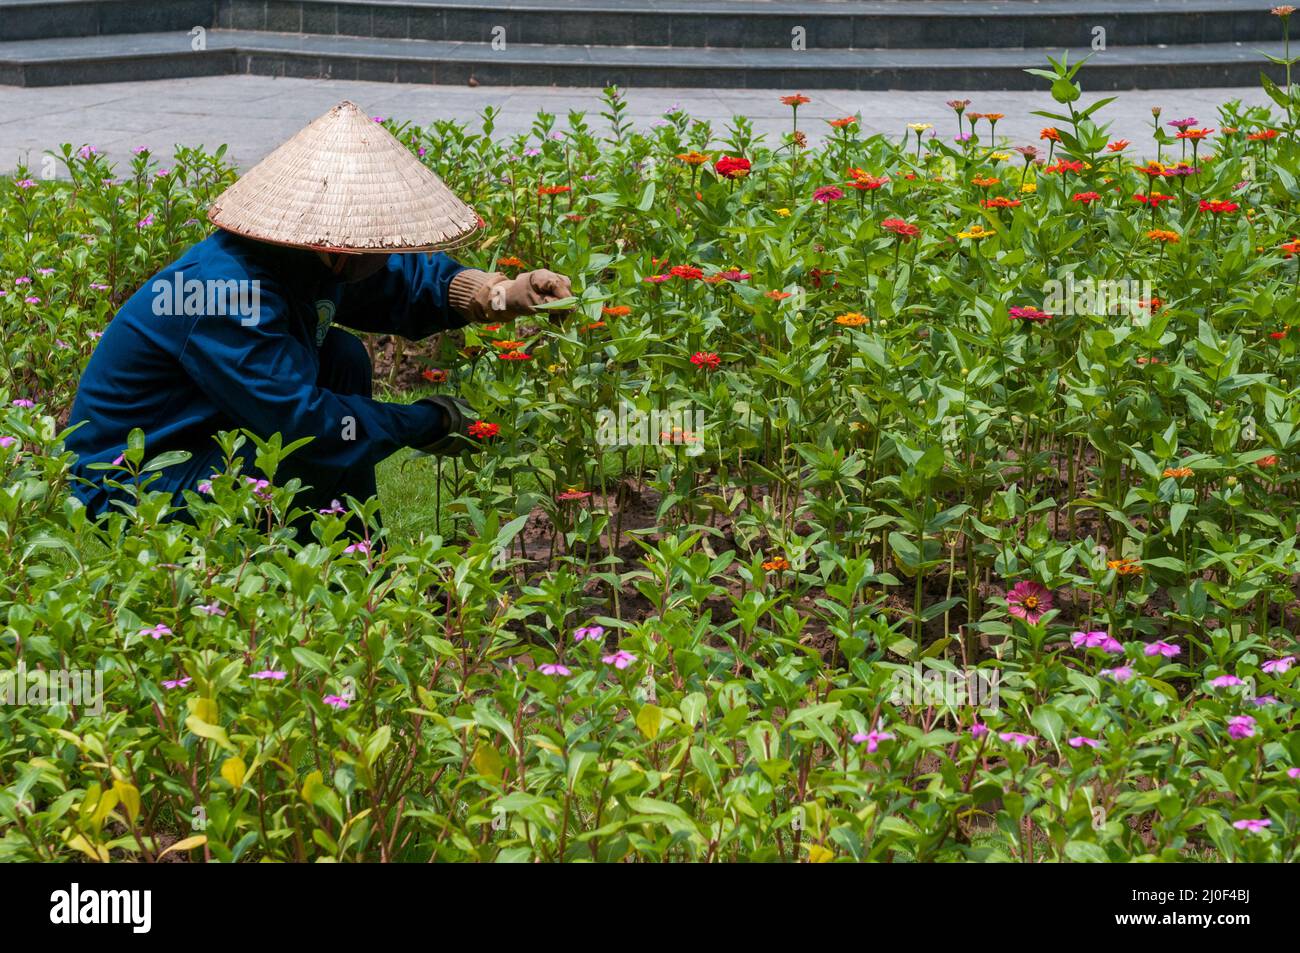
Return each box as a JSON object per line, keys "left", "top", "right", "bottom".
{"left": 66, "top": 101, "right": 571, "bottom": 527}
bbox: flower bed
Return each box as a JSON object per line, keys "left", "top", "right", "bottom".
{"left": 2, "top": 50, "right": 1300, "bottom": 861}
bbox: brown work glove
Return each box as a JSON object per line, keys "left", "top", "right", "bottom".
{"left": 449, "top": 268, "right": 573, "bottom": 324}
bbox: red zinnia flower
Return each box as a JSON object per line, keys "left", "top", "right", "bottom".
{"left": 468, "top": 421, "right": 500, "bottom": 440}
{"left": 813, "top": 185, "right": 844, "bottom": 203}
{"left": 1009, "top": 305, "right": 1052, "bottom": 322}
{"left": 881, "top": 217, "right": 920, "bottom": 240}
{"left": 669, "top": 264, "right": 705, "bottom": 280}
{"left": 422, "top": 368, "right": 448, "bottom": 383}
{"left": 538, "top": 184, "right": 572, "bottom": 196}
{"left": 714, "top": 156, "right": 751, "bottom": 179}
{"left": 690, "top": 351, "right": 721, "bottom": 370}
{"left": 1071, "top": 191, "right": 1102, "bottom": 204}
{"left": 1199, "top": 199, "right": 1239, "bottom": 214}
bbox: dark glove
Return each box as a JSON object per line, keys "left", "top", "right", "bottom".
{"left": 417, "top": 395, "right": 477, "bottom": 457}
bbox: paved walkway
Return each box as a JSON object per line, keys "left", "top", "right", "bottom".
{"left": 0, "top": 75, "right": 1275, "bottom": 174}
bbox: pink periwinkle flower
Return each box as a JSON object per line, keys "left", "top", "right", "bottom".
{"left": 1100, "top": 665, "right": 1134, "bottom": 683}
{"left": 343, "top": 540, "right": 371, "bottom": 556}
{"left": 1262, "top": 655, "right": 1295, "bottom": 674}
{"left": 999, "top": 731, "right": 1036, "bottom": 748}
{"left": 140, "top": 623, "right": 172, "bottom": 640}
{"left": 602, "top": 649, "right": 637, "bottom": 670}
{"left": 1144, "top": 640, "right": 1181, "bottom": 658}
{"left": 1232, "top": 818, "right": 1270, "bottom": 833}
{"left": 573, "top": 625, "right": 605, "bottom": 642}
{"left": 1227, "top": 715, "right": 1257, "bottom": 740}
{"left": 161, "top": 677, "right": 191, "bottom": 690}
{"left": 851, "top": 729, "right": 896, "bottom": 753}
{"left": 196, "top": 602, "right": 225, "bottom": 617}
{"left": 323, "top": 694, "right": 351, "bottom": 710}
{"left": 1071, "top": 630, "right": 1123, "bottom": 653}
{"left": 320, "top": 499, "right": 346, "bottom": 515}
{"left": 1208, "top": 674, "right": 1244, "bottom": 689}
{"left": 11, "top": 399, "right": 34, "bottom": 408}
{"left": 250, "top": 670, "right": 287, "bottom": 680}
{"left": 1068, "top": 736, "right": 1101, "bottom": 748}
{"left": 539, "top": 663, "right": 571, "bottom": 677}
{"left": 970, "top": 722, "right": 989, "bottom": 740}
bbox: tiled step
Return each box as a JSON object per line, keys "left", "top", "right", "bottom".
{"left": 0, "top": 0, "right": 1283, "bottom": 50}
{"left": 0, "top": 0, "right": 215, "bottom": 42}
{"left": 0, "top": 28, "right": 1287, "bottom": 89}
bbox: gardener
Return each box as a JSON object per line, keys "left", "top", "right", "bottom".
{"left": 66, "top": 101, "right": 570, "bottom": 522}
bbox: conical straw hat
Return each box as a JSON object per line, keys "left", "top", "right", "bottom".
{"left": 208, "top": 101, "right": 481, "bottom": 253}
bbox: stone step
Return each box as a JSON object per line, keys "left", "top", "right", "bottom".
{"left": 0, "top": 28, "right": 1286, "bottom": 90}
{"left": 0, "top": 0, "right": 1282, "bottom": 50}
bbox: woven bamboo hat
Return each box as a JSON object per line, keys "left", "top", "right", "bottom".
{"left": 208, "top": 100, "right": 480, "bottom": 253}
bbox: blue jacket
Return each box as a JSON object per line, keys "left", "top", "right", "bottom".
{"left": 67, "top": 229, "right": 469, "bottom": 513}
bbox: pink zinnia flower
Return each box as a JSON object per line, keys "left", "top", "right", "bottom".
{"left": 1005, "top": 580, "right": 1052, "bottom": 624}
{"left": 602, "top": 649, "right": 637, "bottom": 669}
{"left": 851, "top": 729, "right": 896, "bottom": 753}
{"left": 813, "top": 185, "right": 844, "bottom": 203}
{"left": 1144, "top": 640, "right": 1181, "bottom": 658}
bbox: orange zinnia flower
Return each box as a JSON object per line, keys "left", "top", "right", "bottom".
{"left": 602, "top": 305, "right": 632, "bottom": 316}
{"left": 1163, "top": 466, "right": 1194, "bottom": 478}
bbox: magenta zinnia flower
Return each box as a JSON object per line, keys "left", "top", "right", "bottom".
{"left": 1005, "top": 580, "right": 1053, "bottom": 623}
